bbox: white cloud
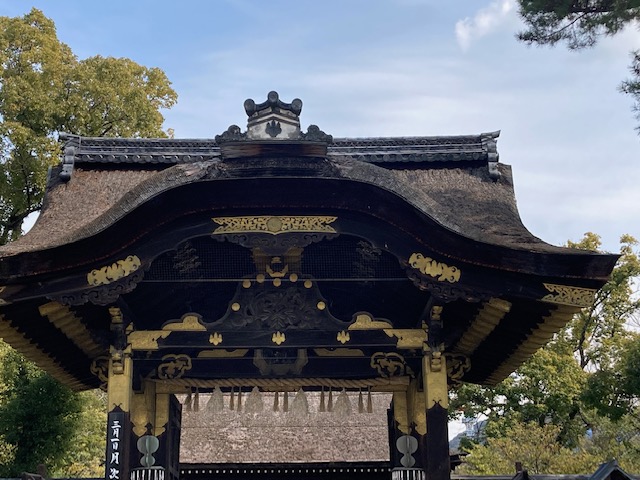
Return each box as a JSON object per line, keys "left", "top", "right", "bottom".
{"left": 455, "top": 0, "right": 517, "bottom": 51}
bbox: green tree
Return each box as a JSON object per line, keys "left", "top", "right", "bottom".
{"left": 0, "top": 8, "right": 177, "bottom": 475}
{"left": 0, "top": 8, "right": 177, "bottom": 243}
{"left": 516, "top": 1, "right": 640, "bottom": 131}
{"left": 453, "top": 233, "right": 640, "bottom": 470}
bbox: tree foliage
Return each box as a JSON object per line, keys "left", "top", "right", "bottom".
{"left": 517, "top": 1, "right": 640, "bottom": 131}
{"left": 0, "top": 8, "right": 177, "bottom": 475}
{"left": 0, "top": 8, "right": 177, "bottom": 243}
{"left": 454, "top": 233, "right": 640, "bottom": 473}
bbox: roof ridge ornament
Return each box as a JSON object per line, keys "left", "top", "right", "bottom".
{"left": 215, "top": 91, "right": 333, "bottom": 159}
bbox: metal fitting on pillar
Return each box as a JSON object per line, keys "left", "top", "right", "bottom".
{"left": 391, "top": 468, "right": 426, "bottom": 480}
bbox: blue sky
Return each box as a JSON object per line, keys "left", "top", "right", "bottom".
{"left": 1, "top": 0, "right": 639, "bottom": 253}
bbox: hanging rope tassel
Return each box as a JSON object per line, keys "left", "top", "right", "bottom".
{"left": 184, "top": 392, "right": 193, "bottom": 412}
{"left": 358, "top": 389, "right": 365, "bottom": 413}
{"left": 194, "top": 388, "right": 200, "bottom": 412}
{"left": 237, "top": 388, "right": 243, "bottom": 412}
{"left": 229, "top": 388, "right": 235, "bottom": 411}
{"left": 283, "top": 390, "right": 289, "bottom": 412}
{"left": 273, "top": 391, "right": 280, "bottom": 412}
{"left": 327, "top": 388, "right": 333, "bottom": 412}
{"left": 319, "top": 387, "right": 326, "bottom": 412}
{"left": 367, "top": 387, "right": 373, "bottom": 413}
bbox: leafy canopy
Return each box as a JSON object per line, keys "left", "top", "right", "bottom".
{"left": 0, "top": 8, "right": 177, "bottom": 243}
{"left": 517, "top": 1, "right": 640, "bottom": 132}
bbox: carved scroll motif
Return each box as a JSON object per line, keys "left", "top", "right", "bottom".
{"left": 212, "top": 215, "right": 337, "bottom": 235}
{"left": 371, "top": 352, "right": 414, "bottom": 378}
{"left": 408, "top": 253, "right": 461, "bottom": 283}
{"left": 87, "top": 255, "right": 141, "bottom": 286}
{"left": 157, "top": 354, "right": 192, "bottom": 380}
{"left": 541, "top": 283, "right": 597, "bottom": 307}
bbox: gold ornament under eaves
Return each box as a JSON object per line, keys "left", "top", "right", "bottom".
{"left": 212, "top": 215, "right": 337, "bottom": 235}
{"left": 87, "top": 255, "right": 141, "bottom": 286}
{"left": 541, "top": 283, "right": 597, "bottom": 307}
{"left": 408, "top": 253, "right": 461, "bottom": 283}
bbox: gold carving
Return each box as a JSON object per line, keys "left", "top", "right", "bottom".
{"left": 157, "top": 354, "right": 192, "bottom": 379}
{"left": 108, "top": 346, "right": 133, "bottom": 412}
{"left": 212, "top": 215, "right": 337, "bottom": 235}
{"left": 209, "top": 332, "right": 223, "bottom": 346}
{"left": 408, "top": 253, "right": 461, "bottom": 283}
{"left": 317, "top": 301, "right": 326, "bottom": 310}
{"left": 128, "top": 330, "right": 171, "bottom": 350}
{"left": 348, "top": 313, "right": 393, "bottom": 330}
{"left": 371, "top": 352, "right": 413, "bottom": 377}
{"left": 90, "top": 356, "right": 109, "bottom": 384}
{"left": 272, "top": 331, "right": 286, "bottom": 345}
{"left": 446, "top": 353, "right": 471, "bottom": 385}
{"left": 313, "top": 348, "right": 365, "bottom": 357}
{"left": 384, "top": 329, "right": 427, "bottom": 349}
{"left": 162, "top": 314, "right": 206, "bottom": 331}
{"left": 541, "top": 283, "right": 597, "bottom": 307}
{"left": 407, "top": 379, "right": 427, "bottom": 436}
{"left": 337, "top": 331, "right": 350, "bottom": 344}
{"left": 424, "top": 351, "right": 448, "bottom": 409}
{"left": 431, "top": 305, "right": 443, "bottom": 321}
{"left": 198, "top": 349, "right": 249, "bottom": 358}
{"left": 393, "top": 391, "right": 410, "bottom": 434}
{"left": 87, "top": 255, "right": 141, "bottom": 286}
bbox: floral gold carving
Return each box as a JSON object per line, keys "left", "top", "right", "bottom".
{"left": 87, "top": 255, "right": 141, "bottom": 286}
{"left": 371, "top": 352, "right": 413, "bottom": 377}
{"left": 337, "top": 331, "right": 350, "bottom": 344}
{"left": 157, "top": 354, "right": 192, "bottom": 379}
{"left": 541, "top": 283, "right": 597, "bottom": 307}
{"left": 348, "top": 312, "right": 393, "bottom": 330}
{"left": 128, "top": 330, "right": 171, "bottom": 351}
{"left": 209, "top": 332, "right": 223, "bottom": 345}
{"left": 162, "top": 314, "right": 206, "bottom": 331}
{"left": 384, "top": 329, "right": 427, "bottom": 349}
{"left": 212, "top": 215, "right": 337, "bottom": 235}
{"left": 272, "top": 331, "right": 286, "bottom": 345}
{"left": 408, "top": 253, "right": 461, "bottom": 283}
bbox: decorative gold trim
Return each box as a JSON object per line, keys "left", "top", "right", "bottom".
{"left": 39, "top": 301, "right": 105, "bottom": 357}
{"left": 486, "top": 304, "right": 580, "bottom": 385}
{"left": 154, "top": 393, "right": 169, "bottom": 437}
{"left": 209, "top": 332, "right": 223, "bottom": 345}
{"left": 371, "top": 352, "right": 413, "bottom": 377}
{"left": 108, "top": 346, "right": 133, "bottom": 412}
{"left": 197, "top": 349, "right": 249, "bottom": 358}
{"left": 157, "top": 354, "right": 192, "bottom": 380}
{"left": 408, "top": 253, "right": 461, "bottom": 283}
{"left": 393, "top": 390, "right": 410, "bottom": 434}
{"left": 453, "top": 298, "right": 512, "bottom": 356}
{"left": 424, "top": 351, "right": 448, "bottom": 409}
{"left": 87, "top": 255, "right": 141, "bottom": 286}
{"left": 128, "top": 330, "right": 171, "bottom": 351}
{"left": 162, "top": 313, "right": 207, "bottom": 331}
{"left": 384, "top": 329, "right": 427, "bottom": 349}
{"left": 212, "top": 215, "right": 337, "bottom": 235}
{"left": 348, "top": 313, "right": 393, "bottom": 330}
{"left": 337, "top": 331, "right": 350, "bottom": 344}
{"left": 407, "top": 379, "right": 426, "bottom": 436}
{"left": 272, "top": 331, "right": 286, "bottom": 345}
{"left": 313, "top": 348, "right": 365, "bottom": 357}
{"left": 541, "top": 283, "right": 597, "bottom": 307}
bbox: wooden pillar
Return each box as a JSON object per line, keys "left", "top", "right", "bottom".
{"left": 106, "top": 345, "right": 132, "bottom": 480}
{"left": 389, "top": 383, "right": 428, "bottom": 480}
{"left": 421, "top": 301, "right": 450, "bottom": 480}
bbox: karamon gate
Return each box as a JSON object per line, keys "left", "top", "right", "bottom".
{"left": 0, "top": 92, "right": 617, "bottom": 480}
